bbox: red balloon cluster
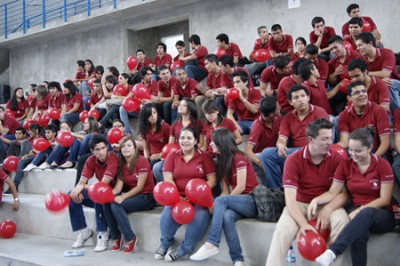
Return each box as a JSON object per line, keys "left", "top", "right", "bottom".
{"left": 339, "top": 79, "right": 352, "bottom": 94}
{"left": 153, "top": 182, "right": 180, "bottom": 206}
{"left": 330, "top": 144, "right": 348, "bottom": 159}
{"left": 308, "top": 218, "right": 330, "bottom": 242}
{"left": 3, "top": 156, "right": 20, "bottom": 172}
{"left": 132, "top": 83, "right": 151, "bottom": 100}
{"left": 215, "top": 48, "right": 227, "bottom": 58}
{"left": 88, "top": 182, "right": 115, "bottom": 204}
{"left": 56, "top": 131, "right": 75, "bottom": 147}
{"left": 113, "top": 84, "right": 128, "bottom": 96}
{"left": 0, "top": 220, "right": 16, "bottom": 238}
{"left": 33, "top": 137, "right": 51, "bottom": 152}
{"left": 107, "top": 128, "right": 123, "bottom": 144}
{"left": 297, "top": 231, "right": 327, "bottom": 261}
{"left": 185, "top": 178, "right": 213, "bottom": 208}
{"left": 48, "top": 108, "right": 61, "bottom": 120}
{"left": 172, "top": 201, "right": 195, "bottom": 224}
{"left": 170, "top": 60, "right": 184, "bottom": 72}
{"left": 79, "top": 110, "right": 89, "bottom": 122}
{"left": 23, "top": 119, "right": 36, "bottom": 131}
{"left": 161, "top": 143, "right": 180, "bottom": 159}
{"left": 122, "top": 97, "right": 141, "bottom": 112}
{"left": 88, "top": 109, "right": 100, "bottom": 120}
{"left": 343, "top": 41, "right": 353, "bottom": 51}
{"left": 126, "top": 56, "right": 139, "bottom": 71}
{"left": 45, "top": 190, "right": 70, "bottom": 212}
{"left": 226, "top": 88, "right": 239, "bottom": 100}
{"left": 254, "top": 49, "right": 270, "bottom": 62}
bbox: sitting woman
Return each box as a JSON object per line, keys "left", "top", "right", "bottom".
{"left": 61, "top": 80, "right": 83, "bottom": 127}
{"left": 31, "top": 84, "right": 50, "bottom": 120}
{"left": 311, "top": 128, "right": 396, "bottom": 266}
{"left": 103, "top": 136, "right": 156, "bottom": 253}
{"left": 74, "top": 116, "right": 101, "bottom": 157}
{"left": 155, "top": 126, "right": 216, "bottom": 262}
{"left": 6, "top": 87, "right": 29, "bottom": 123}
{"left": 190, "top": 128, "right": 258, "bottom": 266}
{"left": 47, "top": 81, "right": 65, "bottom": 126}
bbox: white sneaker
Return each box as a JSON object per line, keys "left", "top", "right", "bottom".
{"left": 94, "top": 231, "right": 109, "bottom": 252}
{"left": 72, "top": 228, "right": 93, "bottom": 248}
{"left": 190, "top": 244, "right": 219, "bottom": 261}
{"left": 38, "top": 162, "right": 50, "bottom": 170}
{"left": 234, "top": 261, "right": 245, "bottom": 266}
{"left": 23, "top": 163, "right": 37, "bottom": 171}
{"left": 316, "top": 249, "right": 336, "bottom": 266}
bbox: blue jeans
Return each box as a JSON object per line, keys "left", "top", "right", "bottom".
{"left": 329, "top": 207, "right": 395, "bottom": 266}
{"left": 79, "top": 81, "right": 91, "bottom": 97}
{"left": 391, "top": 153, "right": 400, "bottom": 185}
{"left": 207, "top": 194, "right": 257, "bottom": 263}
{"left": 119, "top": 106, "right": 139, "bottom": 135}
{"left": 237, "top": 120, "right": 254, "bottom": 135}
{"left": 159, "top": 205, "right": 211, "bottom": 255}
{"left": 83, "top": 96, "right": 90, "bottom": 111}
{"left": 389, "top": 79, "right": 400, "bottom": 113}
{"left": 13, "top": 156, "right": 34, "bottom": 187}
{"left": 32, "top": 146, "right": 53, "bottom": 165}
{"left": 184, "top": 65, "right": 207, "bottom": 82}
{"left": 68, "top": 189, "right": 107, "bottom": 232}
{"left": 47, "top": 139, "right": 80, "bottom": 165}
{"left": 259, "top": 147, "right": 300, "bottom": 189}
{"left": 61, "top": 113, "right": 80, "bottom": 126}
{"left": 99, "top": 105, "right": 120, "bottom": 127}
{"left": 79, "top": 134, "right": 92, "bottom": 157}
{"left": 152, "top": 160, "right": 164, "bottom": 183}
{"left": 103, "top": 194, "right": 155, "bottom": 241}
{"left": 244, "top": 62, "right": 266, "bottom": 76}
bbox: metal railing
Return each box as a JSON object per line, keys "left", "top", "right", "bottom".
{"left": 0, "top": 0, "right": 118, "bottom": 39}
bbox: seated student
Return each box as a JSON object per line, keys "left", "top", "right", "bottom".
{"left": 69, "top": 134, "right": 119, "bottom": 252}
{"left": 245, "top": 25, "right": 270, "bottom": 76}
{"left": 309, "top": 16, "right": 336, "bottom": 61}
{"left": 227, "top": 70, "right": 261, "bottom": 135}
{"left": 6, "top": 87, "right": 28, "bottom": 123}
{"left": 87, "top": 79, "right": 104, "bottom": 114}
{"left": 26, "top": 84, "right": 37, "bottom": 120}
{"left": 135, "top": 49, "right": 153, "bottom": 74}
{"left": 314, "top": 128, "right": 395, "bottom": 266}
{"left": 190, "top": 128, "right": 258, "bottom": 265}
{"left": 173, "top": 40, "right": 191, "bottom": 64}
{"left": 260, "top": 55, "right": 291, "bottom": 96}
{"left": 201, "top": 99, "right": 242, "bottom": 154}
{"left": 47, "top": 81, "right": 65, "bottom": 127}
{"left": 60, "top": 80, "right": 83, "bottom": 127}
{"left": 152, "top": 42, "right": 173, "bottom": 80}
{"left": 31, "top": 84, "right": 50, "bottom": 120}
{"left": 154, "top": 126, "right": 216, "bottom": 262}
{"left": 304, "top": 44, "right": 329, "bottom": 84}
{"left": 265, "top": 119, "right": 349, "bottom": 266}
{"left": 106, "top": 66, "right": 120, "bottom": 82}
{"left": 0, "top": 167, "right": 20, "bottom": 211}
{"left": 103, "top": 136, "right": 156, "bottom": 253}
{"left": 268, "top": 24, "right": 294, "bottom": 59}
{"left": 0, "top": 127, "right": 27, "bottom": 162}
{"left": 178, "top": 34, "right": 208, "bottom": 82}
{"left": 99, "top": 75, "right": 117, "bottom": 113}
{"left": 78, "top": 59, "right": 96, "bottom": 103}
{"left": 74, "top": 60, "right": 86, "bottom": 85}
{"left": 344, "top": 17, "right": 363, "bottom": 51}
{"left": 215, "top": 33, "right": 243, "bottom": 65}
{"left": 290, "top": 37, "right": 306, "bottom": 63}
{"left": 0, "top": 106, "right": 21, "bottom": 140}
{"left": 74, "top": 116, "right": 102, "bottom": 158}
{"left": 392, "top": 108, "right": 400, "bottom": 185}
{"left": 153, "top": 66, "right": 177, "bottom": 125}
{"left": 259, "top": 85, "right": 329, "bottom": 189}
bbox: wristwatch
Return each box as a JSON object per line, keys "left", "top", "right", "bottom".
{"left": 14, "top": 198, "right": 19, "bottom": 202}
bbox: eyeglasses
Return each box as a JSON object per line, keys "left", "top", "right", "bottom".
{"left": 351, "top": 89, "right": 367, "bottom": 96}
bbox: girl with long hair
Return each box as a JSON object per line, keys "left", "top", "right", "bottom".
{"left": 61, "top": 80, "right": 83, "bottom": 126}
{"left": 6, "top": 87, "right": 28, "bottom": 122}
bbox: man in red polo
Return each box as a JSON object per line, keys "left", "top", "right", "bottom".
{"left": 215, "top": 33, "right": 243, "bottom": 65}
{"left": 260, "top": 55, "right": 291, "bottom": 96}
{"left": 0, "top": 106, "right": 20, "bottom": 140}
{"left": 245, "top": 26, "right": 270, "bottom": 76}
{"left": 343, "top": 17, "right": 363, "bottom": 51}
{"left": 337, "top": 81, "right": 390, "bottom": 157}
{"left": 155, "top": 65, "right": 177, "bottom": 124}
{"left": 69, "top": 134, "right": 119, "bottom": 252}
{"left": 304, "top": 44, "right": 329, "bottom": 84}
{"left": 136, "top": 49, "right": 153, "bottom": 73}
{"left": 179, "top": 34, "right": 209, "bottom": 82}
{"left": 309, "top": 17, "right": 336, "bottom": 61}
{"left": 268, "top": 24, "right": 294, "bottom": 59}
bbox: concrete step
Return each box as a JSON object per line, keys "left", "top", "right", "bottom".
{"left": 1, "top": 193, "right": 399, "bottom": 266}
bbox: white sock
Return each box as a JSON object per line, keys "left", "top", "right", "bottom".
{"left": 316, "top": 249, "right": 336, "bottom": 266}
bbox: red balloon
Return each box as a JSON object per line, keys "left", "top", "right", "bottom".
{"left": 172, "top": 201, "right": 195, "bottom": 224}
{"left": 0, "top": 220, "right": 17, "bottom": 238}
{"left": 297, "top": 231, "right": 327, "bottom": 261}
{"left": 153, "top": 182, "right": 180, "bottom": 206}
{"left": 32, "top": 137, "right": 51, "bottom": 152}
{"left": 170, "top": 60, "right": 184, "bottom": 72}
{"left": 331, "top": 144, "right": 348, "bottom": 159}
{"left": 339, "top": 79, "right": 352, "bottom": 94}
{"left": 3, "top": 156, "right": 20, "bottom": 172}
{"left": 87, "top": 78, "right": 95, "bottom": 89}
{"left": 56, "top": 131, "right": 75, "bottom": 147}
{"left": 48, "top": 108, "right": 61, "bottom": 120}
{"left": 107, "top": 128, "right": 123, "bottom": 144}
{"left": 88, "top": 109, "right": 100, "bottom": 120}
{"left": 185, "top": 178, "right": 213, "bottom": 208}
{"left": 79, "top": 110, "right": 89, "bottom": 122}
{"left": 45, "top": 190, "right": 70, "bottom": 212}
{"left": 126, "top": 56, "right": 139, "bottom": 71}
{"left": 161, "top": 143, "right": 180, "bottom": 159}
{"left": 122, "top": 97, "right": 141, "bottom": 112}
{"left": 113, "top": 84, "right": 128, "bottom": 96}
{"left": 88, "top": 182, "right": 115, "bottom": 204}
{"left": 308, "top": 218, "right": 330, "bottom": 242}
{"left": 254, "top": 49, "right": 270, "bottom": 62}
{"left": 215, "top": 48, "right": 227, "bottom": 58}
{"left": 23, "top": 119, "right": 36, "bottom": 131}
{"left": 226, "top": 88, "right": 239, "bottom": 100}
{"left": 132, "top": 83, "right": 151, "bottom": 100}
{"left": 37, "top": 113, "right": 50, "bottom": 127}
{"left": 343, "top": 41, "right": 353, "bottom": 51}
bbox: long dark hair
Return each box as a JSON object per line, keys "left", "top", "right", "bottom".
{"left": 138, "top": 103, "right": 161, "bottom": 137}
{"left": 63, "top": 80, "right": 78, "bottom": 101}
{"left": 212, "top": 128, "right": 243, "bottom": 182}
{"left": 10, "top": 87, "right": 25, "bottom": 110}
{"left": 175, "top": 98, "right": 199, "bottom": 137}
{"left": 85, "top": 116, "right": 100, "bottom": 134}
{"left": 202, "top": 99, "right": 223, "bottom": 126}
{"left": 117, "top": 136, "right": 139, "bottom": 180}
{"left": 85, "top": 59, "right": 95, "bottom": 76}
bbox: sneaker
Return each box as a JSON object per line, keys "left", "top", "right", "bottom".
{"left": 154, "top": 247, "right": 168, "bottom": 260}
{"left": 23, "top": 163, "right": 37, "bottom": 171}
{"left": 165, "top": 249, "right": 185, "bottom": 262}
{"left": 123, "top": 236, "right": 137, "bottom": 253}
{"left": 234, "top": 261, "right": 245, "bottom": 266}
{"left": 316, "top": 249, "right": 336, "bottom": 266}
{"left": 72, "top": 228, "right": 93, "bottom": 248}
{"left": 190, "top": 243, "right": 219, "bottom": 261}
{"left": 38, "top": 162, "right": 50, "bottom": 170}
{"left": 111, "top": 237, "right": 122, "bottom": 251}
{"left": 94, "top": 231, "right": 109, "bottom": 252}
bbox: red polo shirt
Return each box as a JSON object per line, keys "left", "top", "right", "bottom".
{"left": 220, "top": 67, "right": 253, "bottom": 89}
{"left": 342, "top": 16, "right": 377, "bottom": 37}
{"left": 144, "top": 121, "right": 170, "bottom": 155}
{"left": 277, "top": 75, "right": 297, "bottom": 113}
{"left": 6, "top": 100, "right": 28, "bottom": 118}
{"left": 269, "top": 34, "right": 294, "bottom": 54}
{"left": 88, "top": 92, "right": 104, "bottom": 107}
{"left": 163, "top": 149, "right": 215, "bottom": 195}
{"left": 260, "top": 66, "right": 290, "bottom": 92}
{"left": 81, "top": 152, "right": 119, "bottom": 184}
{"left": 344, "top": 36, "right": 357, "bottom": 51}
{"left": 364, "top": 48, "right": 400, "bottom": 80}
{"left": 228, "top": 87, "right": 261, "bottom": 121}
{"left": 65, "top": 93, "right": 83, "bottom": 113}
{"left": 173, "top": 53, "right": 191, "bottom": 62}
{"left": 250, "top": 38, "right": 269, "bottom": 61}
{"left": 136, "top": 58, "right": 153, "bottom": 70}
{"left": 334, "top": 154, "right": 393, "bottom": 206}
{"left": 314, "top": 57, "right": 329, "bottom": 83}
{"left": 302, "top": 80, "right": 333, "bottom": 114}
{"left": 309, "top": 26, "right": 337, "bottom": 49}
{"left": 157, "top": 76, "right": 178, "bottom": 98}
{"left": 279, "top": 104, "right": 329, "bottom": 147}
{"left": 193, "top": 45, "right": 208, "bottom": 71}
{"left": 225, "top": 42, "right": 243, "bottom": 59}
{"left": 26, "top": 95, "right": 36, "bottom": 108}
{"left": 153, "top": 53, "right": 172, "bottom": 67}
{"left": 120, "top": 156, "right": 154, "bottom": 194}
{"left": 170, "top": 119, "right": 203, "bottom": 142}
{"left": 224, "top": 152, "right": 258, "bottom": 194}
{"left": 346, "top": 76, "right": 390, "bottom": 107}
{"left": 206, "top": 70, "right": 222, "bottom": 90}
{"left": 48, "top": 92, "right": 66, "bottom": 109}
{"left": 202, "top": 118, "right": 237, "bottom": 153}
{"left": 173, "top": 78, "right": 198, "bottom": 98}
{"left": 328, "top": 49, "right": 362, "bottom": 81}
{"left": 75, "top": 71, "right": 86, "bottom": 80}
{"left": 248, "top": 115, "right": 282, "bottom": 153}
{"left": 2, "top": 115, "right": 20, "bottom": 135}
{"left": 36, "top": 95, "right": 50, "bottom": 111}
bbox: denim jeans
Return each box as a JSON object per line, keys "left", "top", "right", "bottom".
{"left": 329, "top": 207, "right": 395, "bottom": 266}
{"left": 20, "top": 139, "right": 32, "bottom": 157}
{"left": 207, "top": 194, "right": 257, "bottom": 263}
{"left": 244, "top": 62, "right": 266, "bottom": 76}
{"left": 78, "top": 134, "right": 92, "bottom": 157}
{"left": 259, "top": 147, "right": 300, "bottom": 189}
{"left": 152, "top": 160, "right": 164, "bottom": 183}
{"left": 103, "top": 194, "right": 155, "bottom": 241}
{"left": 159, "top": 205, "right": 211, "bottom": 255}
{"left": 13, "top": 156, "right": 34, "bottom": 187}
{"left": 184, "top": 65, "right": 207, "bottom": 82}
{"left": 61, "top": 113, "right": 80, "bottom": 126}
{"left": 237, "top": 120, "right": 254, "bottom": 135}
{"left": 99, "top": 105, "right": 120, "bottom": 128}
{"left": 389, "top": 79, "right": 400, "bottom": 113}
{"left": 83, "top": 96, "right": 90, "bottom": 111}
{"left": 68, "top": 189, "right": 107, "bottom": 232}
{"left": 119, "top": 106, "right": 139, "bottom": 135}
{"left": 47, "top": 139, "right": 81, "bottom": 165}
{"left": 391, "top": 153, "right": 400, "bottom": 185}
{"left": 32, "top": 146, "right": 53, "bottom": 165}
{"left": 79, "top": 81, "right": 91, "bottom": 97}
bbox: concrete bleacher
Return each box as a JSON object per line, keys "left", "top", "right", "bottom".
{"left": 1, "top": 166, "right": 400, "bottom": 265}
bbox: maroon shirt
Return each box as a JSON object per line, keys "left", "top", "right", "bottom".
{"left": 81, "top": 152, "right": 119, "bottom": 185}
{"left": 157, "top": 76, "right": 178, "bottom": 98}
{"left": 260, "top": 66, "right": 290, "bottom": 92}
{"left": 6, "top": 100, "right": 28, "bottom": 118}
{"left": 224, "top": 153, "right": 258, "bottom": 194}
{"left": 193, "top": 45, "right": 209, "bottom": 71}
{"left": 328, "top": 49, "right": 362, "bottom": 81}
{"left": 269, "top": 34, "right": 294, "bottom": 54}
{"left": 250, "top": 38, "right": 269, "bottom": 61}
{"left": 277, "top": 75, "right": 297, "bottom": 113}
{"left": 248, "top": 115, "right": 282, "bottom": 153}
{"left": 144, "top": 122, "right": 170, "bottom": 155}
{"left": 228, "top": 87, "right": 261, "bottom": 121}
{"left": 173, "top": 78, "right": 198, "bottom": 98}
{"left": 309, "top": 26, "right": 336, "bottom": 49}
{"left": 206, "top": 70, "right": 223, "bottom": 90}
{"left": 153, "top": 53, "right": 173, "bottom": 67}
{"left": 64, "top": 93, "right": 83, "bottom": 113}
{"left": 48, "top": 92, "right": 66, "bottom": 109}
{"left": 302, "top": 80, "right": 333, "bottom": 114}
{"left": 120, "top": 156, "right": 154, "bottom": 194}
{"left": 363, "top": 48, "right": 400, "bottom": 80}
{"left": 225, "top": 42, "right": 243, "bottom": 59}
{"left": 1, "top": 115, "right": 20, "bottom": 135}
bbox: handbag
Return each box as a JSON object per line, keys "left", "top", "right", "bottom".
{"left": 251, "top": 184, "right": 285, "bottom": 222}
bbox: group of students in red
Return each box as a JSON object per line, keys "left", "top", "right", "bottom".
{"left": 1, "top": 2, "right": 399, "bottom": 265}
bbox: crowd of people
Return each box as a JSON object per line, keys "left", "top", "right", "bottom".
{"left": 0, "top": 2, "right": 399, "bottom": 266}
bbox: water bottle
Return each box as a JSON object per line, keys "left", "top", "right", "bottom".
{"left": 286, "top": 245, "right": 296, "bottom": 265}
{"left": 64, "top": 249, "right": 85, "bottom": 257}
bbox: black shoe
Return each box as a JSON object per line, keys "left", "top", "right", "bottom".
{"left": 165, "top": 249, "right": 185, "bottom": 262}
{"left": 154, "top": 247, "right": 167, "bottom": 260}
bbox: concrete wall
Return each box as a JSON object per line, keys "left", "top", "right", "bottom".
{"left": 4, "top": 0, "right": 400, "bottom": 89}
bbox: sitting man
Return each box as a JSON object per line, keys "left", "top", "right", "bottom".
{"left": 268, "top": 24, "right": 294, "bottom": 59}
{"left": 245, "top": 25, "right": 270, "bottom": 76}
{"left": 215, "top": 33, "right": 243, "bottom": 65}
{"left": 259, "top": 55, "right": 291, "bottom": 97}
{"left": 309, "top": 16, "right": 336, "bottom": 61}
